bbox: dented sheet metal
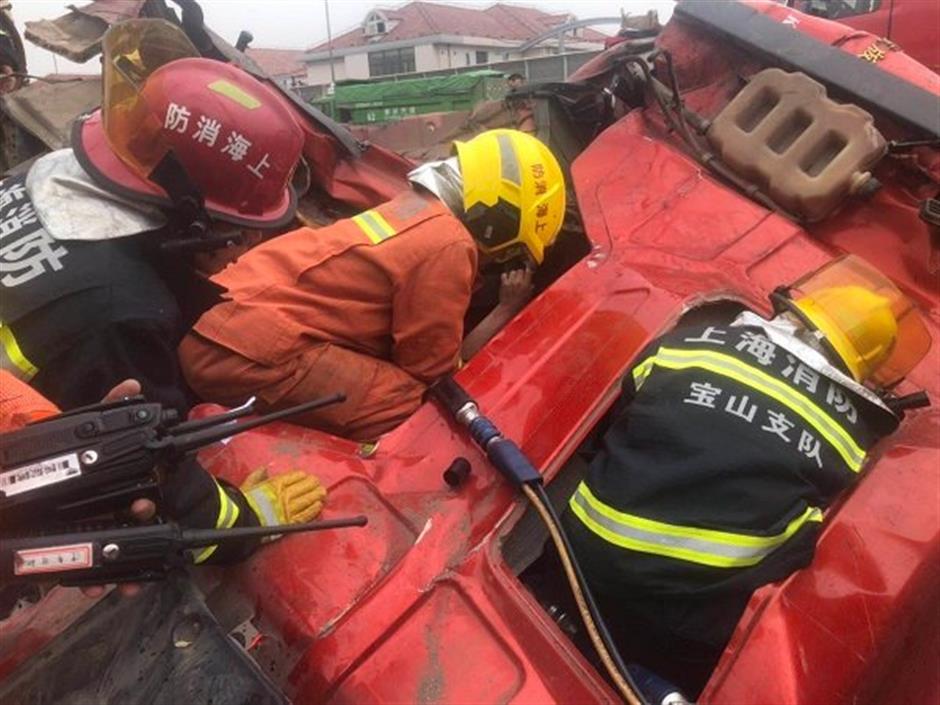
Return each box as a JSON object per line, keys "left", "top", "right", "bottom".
{"left": 24, "top": 1, "right": 147, "bottom": 63}
{"left": 1, "top": 76, "right": 100, "bottom": 150}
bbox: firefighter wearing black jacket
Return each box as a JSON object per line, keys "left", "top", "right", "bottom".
{"left": 563, "top": 255, "right": 931, "bottom": 696}
{"left": 0, "top": 20, "right": 304, "bottom": 414}
{"left": 0, "top": 21, "right": 322, "bottom": 559}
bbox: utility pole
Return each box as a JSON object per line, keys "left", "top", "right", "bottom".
{"left": 324, "top": 3, "right": 336, "bottom": 82}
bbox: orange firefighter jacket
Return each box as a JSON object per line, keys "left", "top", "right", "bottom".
{"left": 0, "top": 370, "right": 59, "bottom": 430}
{"left": 193, "top": 189, "right": 478, "bottom": 384}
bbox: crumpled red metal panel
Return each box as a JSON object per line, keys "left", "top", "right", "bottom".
{"left": 297, "top": 119, "right": 412, "bottom": 212}
{"left": 570, "top": 98, "right": 940, "bottom": 704}
{"left": 739, "top": 0, "right": 940, "bottom": 93}
{"left": 701, "top": 410, "right": 940, "bottom": 705}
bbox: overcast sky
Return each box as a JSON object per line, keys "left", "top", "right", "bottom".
{"left": 12, "top": 0, "right": 675, "bottom": 76}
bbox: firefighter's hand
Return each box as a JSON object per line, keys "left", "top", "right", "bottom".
{"left": 81, "top": 379, "right": 155, "bottom": 598}
{"left": 103, "top": 378, "right": 141, "bottom": 401}
{"left": 498, "top": 268, "right": 534, "bottom": 311}
{"left": 242, "top": 469, "right": 327, "bottom": 526}
{"left": 78, "top": 499, "right": 155, "bottom": 598}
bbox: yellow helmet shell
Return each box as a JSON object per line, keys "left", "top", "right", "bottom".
{"left": 454, "top": 129, "right": 565, "bottom": 264}
{"left": 795, "top": 286, "right": 898, "bottom": 381}
{"left": 788, "top": 255, "right": 931, "bottom": 385}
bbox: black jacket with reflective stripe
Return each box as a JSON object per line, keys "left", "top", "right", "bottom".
{"left": 563, "top": 315, "right": 897, "bottom": 601}
{"left": 0, "top": 173, "right": 216, "bottom": 413}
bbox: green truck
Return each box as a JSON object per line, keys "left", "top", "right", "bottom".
{"left": 313, "top": 70, "right": 507, "bottom": 124}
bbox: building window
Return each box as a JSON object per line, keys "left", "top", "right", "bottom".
{"left": 368, "top": 47, "right": 416, "bottom": 77}
{"left": 364, "top": 11, "right": 388, "bottom": 36}
{"left": 465, "top": 52, "right": 471, "bottom": 66}
{"left": 475, "top": 50, "right": 488, "bottom": 64}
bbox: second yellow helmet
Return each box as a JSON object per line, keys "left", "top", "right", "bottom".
{"left": 454, "top": 129, "right": 565, "bottom": 265}
{"left": 786, "top": 255, "right": 931, "bottom": 385}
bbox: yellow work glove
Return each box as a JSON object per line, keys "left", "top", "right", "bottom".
{"left": 240, "top": 469, "right": 327, "bottom": 527}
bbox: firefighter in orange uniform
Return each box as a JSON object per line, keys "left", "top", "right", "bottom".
{"left": 180, "top": 129, "right": 567, "bottom": 441}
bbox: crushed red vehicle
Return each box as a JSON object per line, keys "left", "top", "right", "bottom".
{"left": 1, "top": 1, "right": 938, "bottom": 704}
{"left": 785, "top": 0, "right": 940, "bottom": 74}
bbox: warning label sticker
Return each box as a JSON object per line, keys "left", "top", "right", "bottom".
{"left": 14, "top": 543, "right": 94, "bottom": 575}
{"left": 0, "top": 452, "right": 82, "bottom": 497}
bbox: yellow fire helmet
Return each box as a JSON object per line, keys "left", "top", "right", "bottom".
{"left": 789, "top": 255, "right": 931, "bottom": 385}
{"left": 454, "top": 129, "right": 565, "bottom": 265}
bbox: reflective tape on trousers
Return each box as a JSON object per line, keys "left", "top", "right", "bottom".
{"left": 630, "top": 347, "right": 867, "bottom": 472}
{"left": 353, "top": 209, "right": 397, "bottom": 244}
{"left": 0, "top": 323, "right": 38, "bottom": 382}
{"left": 569, "top": 482, "right": 823, "bottom": 568}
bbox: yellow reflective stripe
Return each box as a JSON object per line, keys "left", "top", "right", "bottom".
{"left": 631, "top": 356, "right": 655, "bottom": 390}
{"left": 208, "top": 79, "right": 261, "bottom": 109}
{"left": 652, "top": 347, "right": 866, "bottom": 472}
{"left": 192, "top": 480, "right": 241, "bottom": 564}
{"left": 0, "top": 323, "right": 38, "bottom": 381}
{"left": 353, "top": 209, "right": 397, "bottom": 244}
{"left": 570, "top": 482, "right": 823, "bottom": 568}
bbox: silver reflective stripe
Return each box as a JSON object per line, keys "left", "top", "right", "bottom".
{"left": 496, "top": 133, "right": 521, "bottom": 185}
{"left": 356, "top": 210, "right": 395, "bottom": 243}
{"left": 653, "top": 347, "right": 867, "bottom": 472}
{"left": 569, "top": 485, "right": 824, "bottom": 569}
{"left": 246, "top": 488, "right": 279, "bottom": 526}
{"left": 731, "top": 310, "right": 892, "bottom": 414}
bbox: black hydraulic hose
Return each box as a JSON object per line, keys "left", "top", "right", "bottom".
{"left": 430, "top": 377, "right": 649, "bottom": 705}
{"left": 528, "top": 483, "right": 644, "bottom": 700}
{"left": 657, "top": 50, "right": 701, "bottom": 150}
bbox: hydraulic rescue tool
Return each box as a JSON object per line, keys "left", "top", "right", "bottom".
{"left": 431, "top": 376, "right": 651, "bottom": 705}
{"left": 1, "top": 515, "right": 368, "bottom": 586}
{"left": 0, "top": 393, "right": 345, "bottom": 530}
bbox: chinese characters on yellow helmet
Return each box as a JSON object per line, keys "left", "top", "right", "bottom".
{"left": 454, "top": 129, "right": 565, "bottom": 265}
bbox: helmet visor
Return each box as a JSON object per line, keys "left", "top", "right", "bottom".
{"left": 790, "top": 255, "right": 931, "bottom": 386}
{"left": 101, "top": 19, "right": 199, "bottom": 177}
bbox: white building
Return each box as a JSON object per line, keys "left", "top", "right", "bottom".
{"left": 304, "top": 2, "right": 607, "bottom": 95}
{"left": 245, "top": 48, "right": 308, "bottom": 89}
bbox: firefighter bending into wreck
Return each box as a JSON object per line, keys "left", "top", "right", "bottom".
{"left": 556, "top": 255, "right": 931, "bottom": 696}
{"left": 180, "top": 129, "right": 566, "bottom": 440}
{"left": 0, "top": 19, "right": 326, "bottom": 566}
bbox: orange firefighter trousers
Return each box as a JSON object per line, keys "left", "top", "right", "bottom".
{"left": 179, "top": 334, "right": 426, "bottom": 442}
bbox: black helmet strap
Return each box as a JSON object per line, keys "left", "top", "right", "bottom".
{"left": 148, "top": 150, "right": 218, "bottom": 250}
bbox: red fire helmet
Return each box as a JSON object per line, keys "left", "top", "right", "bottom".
{"left": 73, "top": 20, "right": 304, "bottom": 229}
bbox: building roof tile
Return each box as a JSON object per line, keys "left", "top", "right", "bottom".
{"left": 309, "top": 2, "right": 606, "bottom": 52}
{"left": 246, "top": 48, "right": 308, "bottom": 77}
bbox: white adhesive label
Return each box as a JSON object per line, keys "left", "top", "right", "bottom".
{"left": 0, "top": 452, "right": 82, "bottom": 496}
{"left": 14, "top": 543, "right": 94, "bottom": 575}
